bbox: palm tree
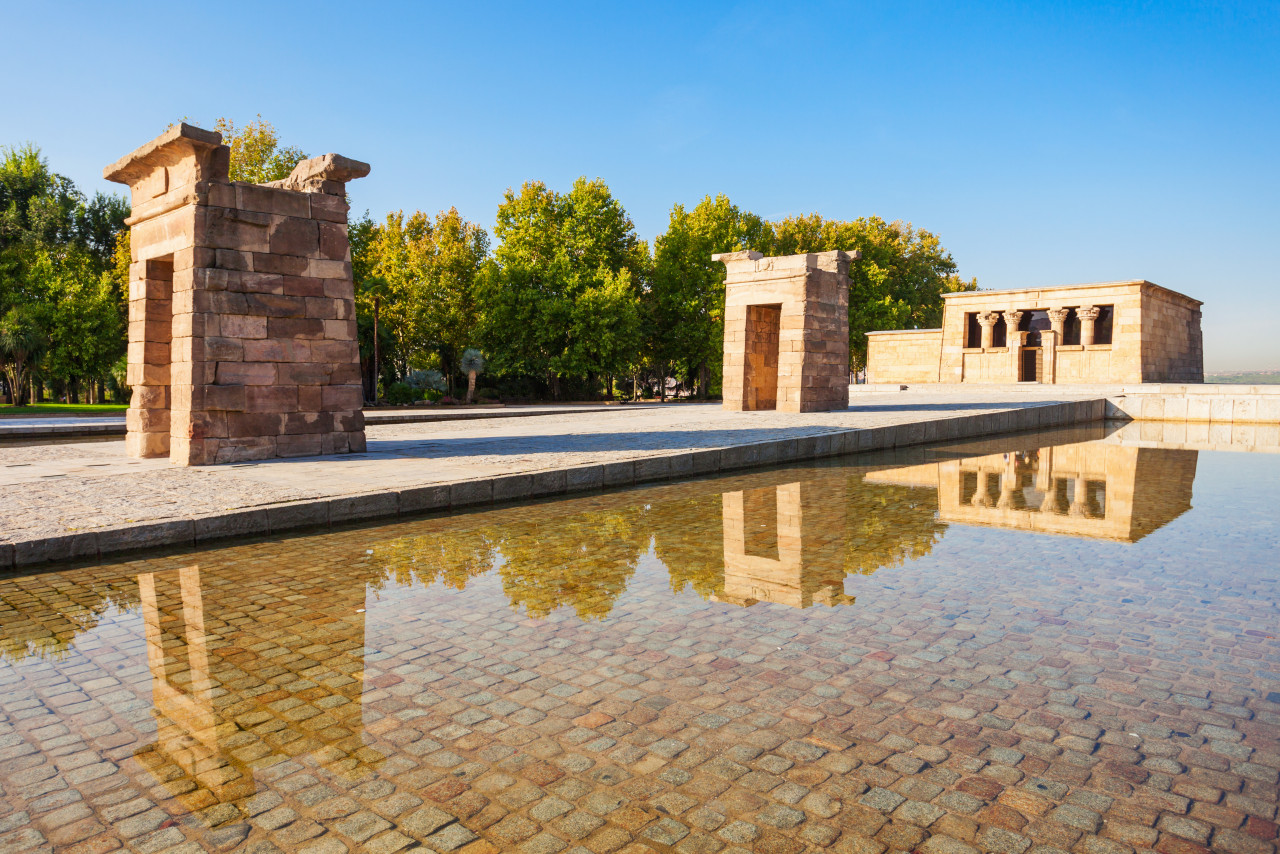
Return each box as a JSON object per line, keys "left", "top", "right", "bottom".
{"left": 0, "top": 307, "right": 47, "bottom": 406}
{"left": 460, "top": 348, "right": 486, "bottom": 404}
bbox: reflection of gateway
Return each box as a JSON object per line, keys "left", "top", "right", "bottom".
{"left": 868, "top": 442, "right": 1196, "bottom": 542}
{"left": 717, "top": 482, "right": 855, "bottom": 608}
{"left": 134, "top": 564, "right": 375, "bottom": 805}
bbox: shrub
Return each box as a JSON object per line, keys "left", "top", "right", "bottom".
{"left": 385, "top": 382, "right": 419, "bottom": 405}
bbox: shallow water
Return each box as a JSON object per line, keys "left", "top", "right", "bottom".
{"left": 1, "top": 423, "right": 1277, "bottom": 853}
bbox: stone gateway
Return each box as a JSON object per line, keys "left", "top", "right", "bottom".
{"left": 105, "top": 124, "right": 369, "bottom": 465}
{"left": 716, "top": 250, "right": 860, "bottom": 413}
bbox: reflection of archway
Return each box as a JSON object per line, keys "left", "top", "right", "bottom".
{"left": 136, "top": 565, "right": 255, "bottom": 802}
{"left": 719, "top": 482, "right": 854, "bottom": 608}
{"left": 132, "top": 561, "right": 378, "bottom": 808}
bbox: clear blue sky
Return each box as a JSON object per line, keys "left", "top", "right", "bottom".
{"left": 4, "top": 1, "right": 1276, "bottom": 371}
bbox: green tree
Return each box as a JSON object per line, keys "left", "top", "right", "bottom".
{"left": 767, "top": 215, "right": 976, "bottom": 369}
{"left": 352, "top": 208, "right": 491, "bottom": 395}
{"left": 34, "top": 247, "right": 125, "bottom": 402}
{"left": 483, "top": 178, "right": 647, "bottom": 398}
{"left": 212, "top": 115, "right": 307, "bottom": 184}
{"left": 0, "top": 144, "right": 128, "bottom": 403}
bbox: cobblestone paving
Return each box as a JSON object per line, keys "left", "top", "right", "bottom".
{"left": 0, "top": 393, "right": 1095, "bottom": 543}
{"left": 0, "top": 433, "right": 1276, "bottom": 853}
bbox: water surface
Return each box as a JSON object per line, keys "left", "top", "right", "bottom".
{"left": 1, "top": 424, "right": 1277, "bottom": 853}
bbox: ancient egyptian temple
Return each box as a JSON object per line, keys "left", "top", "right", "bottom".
{"left": 104, "top": 124, "right": 368, "bottom": 465}
{"left": 717, "top": 250, "right": 859, "bottom": 412}
{"left": 866, "top": 281, "right": 1204, "bottom": 385}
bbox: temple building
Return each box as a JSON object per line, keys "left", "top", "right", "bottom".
{"left": 865, "top": 280, "right": 1203, "bottom": 385}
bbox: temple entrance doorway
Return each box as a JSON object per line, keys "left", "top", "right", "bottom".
{"left": 743, "top": 304, "right": 781, "bottom": 410}
{"left": 1020, "top": 347, "right": 1043, "bottom": 382}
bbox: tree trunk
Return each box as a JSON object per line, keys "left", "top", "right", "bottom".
{"left": 659, "top": 363, "right": 667, "bottom": 402}
{"left": 698, "top": 362, "right": 709, "bottom": 399}
{"left": 466, "top": 371, "right": 477, "bottom": 404}
{"left": 372, "top": 297, "right": 380, "bottom": 405}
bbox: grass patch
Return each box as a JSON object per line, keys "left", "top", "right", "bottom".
{"left": 0, "top": 403, "right": 128, "bottom": 417}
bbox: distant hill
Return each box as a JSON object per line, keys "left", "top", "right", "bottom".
{"left": 1205, "top": 370, "right": 1280, "bottom": 384}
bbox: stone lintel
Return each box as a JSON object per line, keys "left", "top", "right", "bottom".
{"left": 263, "top": 154, "right": 372, "bottom": 194}
{"left": 714, "top": 249, "right": 861, "bottom": 277}
{"left": 942, "top": 279, "right": 1202, "bottom": 310}
{"left": 103, "top": 123, "right": 226, "bottom": 187}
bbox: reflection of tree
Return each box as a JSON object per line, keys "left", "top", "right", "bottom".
{"left": 496, "top": 506, "right": 649, "bottom": 620}
{"left": 0, "top": 576, "right": 139, "bottom": 663}
{"left": 650, "top": 493, "right": 725, "bottom": 601}
{"left": 370, "top": 526, "right": 498, "bottom": 593}
{"left": 845, "top": 478, "right": 945, "bottom": 575}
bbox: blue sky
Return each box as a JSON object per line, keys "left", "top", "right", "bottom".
{"left": 4, "top": 1, "right": 1276, "bottom": 370}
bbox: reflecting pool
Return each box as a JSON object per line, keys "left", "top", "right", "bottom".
{"left": 1, "top": 424, "right": 1277, "bottom": 853}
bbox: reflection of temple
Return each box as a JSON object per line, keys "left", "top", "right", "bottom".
{"left": 133, "top": 563, "right": 374, "bottom": 803}
{"left": 867, "top": 441, "right": 1197, "bottom": 542}
{"left": 716, "top": 480, "right": 856, "bottom": 608}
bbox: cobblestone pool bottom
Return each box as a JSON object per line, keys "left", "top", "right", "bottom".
{"left": 0, "top": 428, "right": 1277, "bottom": 853}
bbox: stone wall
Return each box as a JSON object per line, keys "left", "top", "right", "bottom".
{"left": 866, "top": 280, "right": 1203, "bottom": 386}
{"left": 105, "top": 124, "right": 368, "bottom": 465}
{"left": 717, "top": 250, "right": 856, "bottom": 412}
{"left": 864, "top": 328, "right": 942, "bottom": 383}
{"left": 1141, "top": 288, "right": 1204, "bottom": 383}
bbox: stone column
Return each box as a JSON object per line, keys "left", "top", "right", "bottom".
{"left": 1041, "top": 329, "right": 1058, "bottom": 383}
{"left": 1003, "top": 310, "right": 1024, "bottom": 381}
{"left": 1077, "top": 306, "right": 1100, "bottom": 347}
{"left": 1069, "top": 475, "right": 1089, "bottom": 517}
{"left": 1047, "top": 308, "right": 1070, "bottom": 340}
{"left": 978, "top": 311, "right": 999, "bottom": 349}
{"left": 996, "top": 456, "right": 1019, "bottom": 510}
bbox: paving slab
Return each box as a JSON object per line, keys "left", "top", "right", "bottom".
{"left": 0, "top": 391, "right": 1106, "bottom": 567}
{"left": 0, "top": 403, "right": 644, "bottom": 439}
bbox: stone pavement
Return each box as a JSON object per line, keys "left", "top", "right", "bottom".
{"left": 0, "top": 449, "right": 1277, "bottom": 854}
{"left": 0, "top": 404, "right": 634, "bottom": 439}
{"left": 0, "top": 391, "right": 1106, "bottom": 568}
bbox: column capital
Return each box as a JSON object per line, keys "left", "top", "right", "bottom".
{"left": 1076, "top": 305, "right": 1100, "bottom": 321}
{"left": 976, "top": 311, "right": 999, "bottom": 328}
{"left": 1047, "top": 308, "right": 1071, "bottom": 324}
{"left": 1002, "top": 309, "right": 1024, "bottom": 328}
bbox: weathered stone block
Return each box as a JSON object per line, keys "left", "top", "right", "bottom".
{"left": 278, "top": 363, "right": 332, "bottom": 385}
{"left": 323, "top": 386, "right": 363, "bottom": 411}
{"left": 268, "top": 317, "right": 326, "bottom": 339}
{"left": 251, "top": 252, "right": 309, "bottom": 276}
{"left": 215, "top": 362, "right": 276, "bottom": 385}
{"left": 268, "top": 216, "right": 320, "bottom": 257}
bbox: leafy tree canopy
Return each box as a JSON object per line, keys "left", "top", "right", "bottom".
{"left": 211, "top": 115, "right": 307, "bottom": 184}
